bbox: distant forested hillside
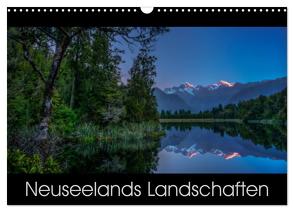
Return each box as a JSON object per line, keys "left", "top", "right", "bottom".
{"left": 155, "top": 77, "right": 287, "bottom": 113}
{"left": 161, "top": 89, "right": 287, "bottom": 121}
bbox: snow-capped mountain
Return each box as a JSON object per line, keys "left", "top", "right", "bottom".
{"left": 154, "top": 77, "right": 287, "bottom": 112}
{"left": 163, "top": 80, "right": 235, "bottom": 95}
{"left": 207, "top": 80, "right": 235, "bottom": 90}
{"left": 164, "top": 82, "right": 196, "bottom": 95}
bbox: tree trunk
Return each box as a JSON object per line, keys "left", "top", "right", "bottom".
{"left": 34, "top": 36, "right": 70, "bottom": 148}
{"left": 69, "top": 37, "right": 80, "bottom": 109}
{"left": 69, "top": 71, "right": 76, "bottom": 109}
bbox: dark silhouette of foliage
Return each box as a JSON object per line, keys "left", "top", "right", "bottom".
{"left": 125, "top": 48, "right": 159, "bottom": 122}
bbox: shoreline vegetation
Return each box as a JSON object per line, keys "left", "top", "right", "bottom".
{"left": 160, "top": 119, "right": 242, "bottom": 123}
{"left": 160, "top": 119, "right": 285, "bottom": 125}
{"left": 8, "top": 121, "right": 165, "bottom": 174}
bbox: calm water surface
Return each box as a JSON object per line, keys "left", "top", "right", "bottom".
{"left": 154, "top": 123, "right": 287, "bottom": 173}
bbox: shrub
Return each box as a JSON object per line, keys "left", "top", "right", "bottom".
{"left": 44, "top": 156, "right": 62, "bottom": 173}
{"left": 8, "top": 149, "right": 61, "bottom": 174}
{"left": 52, "top": 105, "right": 78, "bottom": 135}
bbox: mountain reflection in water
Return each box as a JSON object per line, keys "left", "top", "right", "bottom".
{"left": 154, "top": 122, "right": 286, "bottom": 173}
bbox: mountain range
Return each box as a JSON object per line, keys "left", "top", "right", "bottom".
{"left": 154, "top": 77, "right": 287, "bottom": 112}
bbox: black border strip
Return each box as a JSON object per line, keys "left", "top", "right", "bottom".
{"left": 7, "top": 7, "right": 287, "bottom": 27}
{"left": 8, "top": 174, "right": 287, "bottom": 205}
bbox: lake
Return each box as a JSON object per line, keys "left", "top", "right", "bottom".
{"left": 154, "top": 122, "right": 287, "bottom": 173}
{"left": 59, "top": 122, "right": 287, "bottom": 174}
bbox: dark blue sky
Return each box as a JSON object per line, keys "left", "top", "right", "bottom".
{"left": 119, "top": 27, "right": 287, "bottom": 89}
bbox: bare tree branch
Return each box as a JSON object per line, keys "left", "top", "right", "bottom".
{"left": 7, "top": 33, "right": 25, "bottom": 45}
{"left": 22, "top": 43, "right": 46, "bottom": 83}
{"left": 57, "top": 27, "right": 70, "bottom": 38}
{"left": 37, "top": 27, "right": 58, "bottom": 41}
{"left": 58, "top": 27, "right": 70, "bottom": 38}
{"left": 70, "top": 27, "right": 85, "bottom": 39}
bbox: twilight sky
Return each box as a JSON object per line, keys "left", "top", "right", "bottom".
{"left": 118, "top": 27, "right": 287, "bottom": 89}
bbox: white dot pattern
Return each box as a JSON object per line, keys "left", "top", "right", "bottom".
{"left": 7, "top": 7, "right": 287, "bottom": 15}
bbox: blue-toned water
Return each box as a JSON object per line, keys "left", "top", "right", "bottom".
{"left": 155, "top": 123, "right": 287, "bottom": 173}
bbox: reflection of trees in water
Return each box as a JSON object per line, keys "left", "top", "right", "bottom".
{"left": 163, "top": 124, "right": 192, "bottom": 132}
{"left": 161, "top": 123, "right": 286, "bottom": 151}
{"left": 59, "top": 139, "right": 160, "bottom": 174}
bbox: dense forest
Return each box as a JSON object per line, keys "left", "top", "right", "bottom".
{"left": 8, "top": 27, "right": 168, "bottom": 173}
{"left": 160, "top": 89, "right": 287, "bottom": 122}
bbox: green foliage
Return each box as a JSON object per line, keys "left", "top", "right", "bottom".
{"left": 70, "top": 122, "right": 163, "bottom": 144}
{"left": 48, "top": 91, "right": 78, "bottom": 135}
{"left": 8, "top": 27, "right": 166, "bottom": 131}
{"left": 52, "top": 105, "right": 78, "bottom": 135}
{"left": 43, "top": 156, "right": 62, "bottom": 173}
{"left": 8, "top": 95, "right": 29, "bottom": 129}
{"left": 161, "top": 109, "right": 192, "bottom": 119}
{"left": 7, "top": 27, "right": 167, "bottom": 173}
{"left": 7, "top": 35, "right": 43, "bottom": 132}
{"left": 67, "top": 33, "right": 125, "bottom": 125}
{"left": 60, "top": 122, "right": 163, "bottom": 173}
{"left": 125, "top": 49, "right": 159, "bottom": 122}
{"left": 70, "top": 123, "right": 98, "bottom": 143}
{"left": 8, "top": 149, "right": 61, "bottom": 174}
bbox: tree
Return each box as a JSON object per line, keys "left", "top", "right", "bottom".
{"left": 125, "top": 48, "right": 158, "bottom": 122}
{"left": 9, "top": 27, "right": 78, "bottom": 144}
{"left": 160, "top": 110, "right": 166, "bottom": 118}
{"left": 8, "top": 27, "right": 168, "bottom": 144}
{"left": 70, "top": 31, "right": 123, "bottom": 125}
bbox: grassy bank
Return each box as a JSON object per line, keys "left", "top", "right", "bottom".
{"left": 8, "top": 122, "right": 165, "bottom": 174}
{"left": 68, "top": 122, "right": 164, "bottom": 143}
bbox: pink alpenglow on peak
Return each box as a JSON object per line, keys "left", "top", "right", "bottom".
{"left": 223, "top": 152, "right": 241, "bottom": 160}
{"left": 183, "top": 82, "right": 194, "bottom": 88}
{"left": 218, "top": 80, "right": 235, "bottom": 87}
{"left": 163, "top": 79, "right": 238, "bottom": 94}
{"left": 206, "top": 80, "right": 235, "bottom": 90}
{"left": 187, "top": 151, "right": 198, "bottom": 159}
